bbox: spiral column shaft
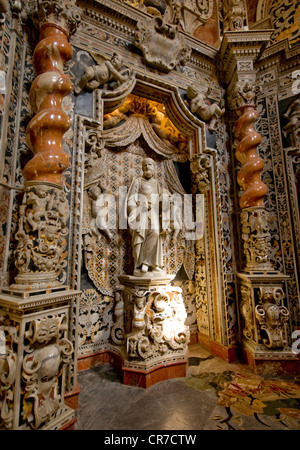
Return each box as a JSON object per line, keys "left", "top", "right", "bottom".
{"left": 24, "top": 24, "right": 73, "bottom": 186}
{"left": 234, "top": 105, "right": 268, "bottom": 209}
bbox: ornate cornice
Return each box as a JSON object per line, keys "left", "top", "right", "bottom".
{"left": 218, "top": 29, "right": 273, "bottom": 84}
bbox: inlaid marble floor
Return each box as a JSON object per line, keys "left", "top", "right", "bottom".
{"left": 75, "top": 344, "right": 300, "bottom": 431}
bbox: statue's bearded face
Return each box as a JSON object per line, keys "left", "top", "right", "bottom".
{"left": 142, "top": 160, "right": 155, "bottom": 179}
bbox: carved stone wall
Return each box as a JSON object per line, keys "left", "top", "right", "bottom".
{"left": 0, "top": 0, "right": 299, "bottom": 412}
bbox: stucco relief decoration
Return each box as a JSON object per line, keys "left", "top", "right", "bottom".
{"left": 26, "top": 0, "right": 81, "bottom": 36}
{"left": 190, "top": 153, "right": 211, "bottom": 192}
{"left": 0, "top": 0, "right": 8, "bottom": 23}
{"left": 255, "top": 287, "right": 289, "bottom": 350}
{"left": 22, "top": 314, "right": 73, "bottom": 429}
{"left": 11, "top": 184, "right": 69, "bottom": 290}
{"left": 0, "top": 317, "right": 18, "bottom": 429}
{"left": 135, "top": 14, "right": 191, "bottom": 71}
{"left": 176, "top": 0, "right": 214, "bottom": 34}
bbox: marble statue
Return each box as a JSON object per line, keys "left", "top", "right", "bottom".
{"left": 75, "top": 52, "right": 130, "bottom": 94}
{"left": 127, "top": 158, "right": 169, "bottom": 276}
{"left": 187, "top": 84, "right": 225, "bottom": 132}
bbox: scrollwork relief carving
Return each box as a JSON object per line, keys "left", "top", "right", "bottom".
{"left": 190, "top": 154, "right": 211, "bottom": 192}
{"left": 25, "top": 0, "right": 81, "bottom": 37}
{"left": 240, "top": 283, "right": 254, "bottom": 341}
{"left": 22, "top": 313, "right": 73, "bottom": 430}
{"left": 255, "top": 287, "right": 289, "bottom": 350}
{"left": 219, "top": 0, "right": 248, "bottom": 32}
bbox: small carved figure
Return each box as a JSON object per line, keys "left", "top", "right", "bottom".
{"left": 88, "top": 182, "right": 113, "bottom": 242}
{"left": 187, "top": 84, "right": 225, "bottom": 132}
{"left": 282, "top": 96, "right": 300, "bottom": 146}
{"left": 75, "top": 52, "right": 130, "bottom": 94}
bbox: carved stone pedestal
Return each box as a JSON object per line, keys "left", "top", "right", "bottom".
{"left": 110, "top": 274, "right": 190, "bottom": 388}
{"left": 237, "top": 273, "right": 300, "bottom": 376}
{"left": 0, "top": 289, "right": 80, "bottom": 430}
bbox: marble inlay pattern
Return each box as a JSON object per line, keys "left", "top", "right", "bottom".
{"left": 76, "top": 344, "right": 300, "bottom": 430}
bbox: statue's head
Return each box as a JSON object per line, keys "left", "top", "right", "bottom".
{"left": 142, "top": 157, "right": 156, "bottom": 179}
{"left": 111, "top": 53, "right": 123, "bottom": 70}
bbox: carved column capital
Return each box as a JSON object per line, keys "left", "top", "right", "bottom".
{"left": 26, "top": 0, "right": 81, "bottom": 37}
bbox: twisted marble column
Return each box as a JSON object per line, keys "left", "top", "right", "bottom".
{"left": 24, "top": 23, "right": 73, "bottom": 185}
{"left": 230, "top": 83, "right": 274, "bottom": 273}
{"left": 11, "top": 1, "right": 80, "bottom": 291}
{"left": 234, "top": 104, "right": 268, "bottom": 209}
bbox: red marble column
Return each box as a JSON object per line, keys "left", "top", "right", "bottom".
{"left": 234, "top": 104, "right": 268, "bottom": 209}
{"left": 24, "top": 23, "right": 73, "bottom": 186}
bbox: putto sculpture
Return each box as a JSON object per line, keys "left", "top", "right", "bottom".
{"left": 186, "top": 84, "right": 225, "bottom": 132}
{"left": 75, "top": 52, "right": 132, "bottom": 94}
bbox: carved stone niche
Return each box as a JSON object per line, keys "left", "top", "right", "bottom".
{"left": 0, "top": 289, "right": 80, "bottom": 430}
{"left": 110, "top": 274, "right": 190, "bottom": 388}
{"left": 237, "top": 273, "right": 300, "bottom": 376}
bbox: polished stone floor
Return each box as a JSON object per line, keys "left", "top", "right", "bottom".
{"left": 75, "top": 343, "right": 300, "bottom": 431}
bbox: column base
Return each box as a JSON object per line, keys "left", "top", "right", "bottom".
{"left": 123, "top": 360, "right": 187, "bottom": 388}
{"left": 241, "top": 344, "right": 300, "bottom": 377}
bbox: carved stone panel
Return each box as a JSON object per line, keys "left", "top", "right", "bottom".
{"left": 135, "top": 15, "right": 191, "bottom": 72}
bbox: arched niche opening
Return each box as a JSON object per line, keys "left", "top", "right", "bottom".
{"left": 72, "top": 74, "right": 230, "bottom": 368}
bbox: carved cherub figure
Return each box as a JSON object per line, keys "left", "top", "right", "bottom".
{"left": 88, "top": 182, "right": 114, "bottom": 242}
{"left": 187, "top": 84, "right": 225, "bottom": 132}
{"left": 75, "top": 52, "right": 130, "bottom": 94}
